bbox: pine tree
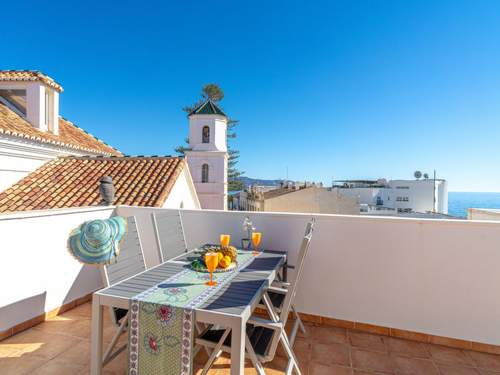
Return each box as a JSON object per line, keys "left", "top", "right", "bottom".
{"left": 175, "top": 84, "right": 244, "bottom": 191}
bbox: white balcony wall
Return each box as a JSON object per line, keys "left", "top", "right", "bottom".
{"left": 0, "top": 207, "right": 114, "bottom": 331}
{"left": 3, "top": 205, "right": 500, "bottom": 347}
{"left": 176, "top": 209, "right": 500, "bottom": 346}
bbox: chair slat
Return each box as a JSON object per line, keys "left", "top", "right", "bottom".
{"left": 152, "top": 211, "right": 187, "bottom": 263}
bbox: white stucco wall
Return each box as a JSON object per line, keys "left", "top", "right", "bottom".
{"left": 0, "top": 207, "right": 114, "bottom": 331}
{"left": 178, "top": 209, "right": 500, "bottom": 345}
{"left": 336, "top": 180, "right": 448, "bottom": 214}
{"left": 4, "top": 206, "right": 500, "bottom": 346}
{"left": 264, "top": 187, "right": 359, "bottom": 215}
{"left": 188, "top": 114, "right": 227, "bottom": 152}
{"left": 185, "top": 151, "right": 228, "bottom": 210}
{"left": 162, "top": 167, "right": 201, "bottom": 210}
{"left": 468, "top": 208, "right": 500, "bottom": 221}
{"left": 0, "top": 135, "right": 96, "bottom": 192}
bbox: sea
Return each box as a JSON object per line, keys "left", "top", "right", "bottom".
{"left": 448, "top": 192, "right": 500, "bottom": 218}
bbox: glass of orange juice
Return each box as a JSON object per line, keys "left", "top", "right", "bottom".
{"left": 220, "top": 234, "right": 231, "bottom": 249}
{"left": 204, "top": 252, "right": 219, "bottom": 286}
{"left": 251, "top": 232, "right": 262, "bottom": 256}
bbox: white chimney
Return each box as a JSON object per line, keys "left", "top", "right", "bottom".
{"left": 0, "top": 71, "right": 62, "bottom": 135}
{"left": 26, "top": 83, "right": 59, "bottom": 134}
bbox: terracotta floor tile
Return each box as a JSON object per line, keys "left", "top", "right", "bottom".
{"left": 286, "top": 321, "right": 314, "bottom": 340}
{"left": 437, "top": 364, "right": 482, "bottom": 375}
{"left": 1, "top": 329, "right": 82, "bottom": 360}
{"left": 351, "top": 349, "right": 394, "bottom": 373}
{"left": 468, "top": 350, "right": 500, "bottom": 371}
{"left": 55, "top": 339, "right": 92, "bottom": 366}
{"left": 32, "top": 317, "right": 91, "bottom": 340}
{"left": 31, "top": 359, "right": 84, "bottom": 375}
{"left": 311, "top": 342, "right": 350, "bottom": 367}
{"left": 426, "top": 344, "right": 475, "bottom": 366}
{"left": 277, "top": 336, "right": 311, "bottom": 362}
{"left": 0, "top": 355, "right": 48, "bottom": 375}
{"left": 383, "top": 337, "right": 429, "bottom": 358}
{"left": 391, "top": 356, "right": 439, "bottom": 375}
{"left": 349, "top": 331, "right": 387, "bottom": 353}
{"left": 478, "top": 370, "right": 500, "bottom": 375}
{"left": 75, "top": 367, "right": 117, "bottom": 375}
{"left": 60, "top": 303, "right": 92, "bottom": 319}
{"left": 7, "top": 301, "right": 500, "bottom": 375}
{"left": 309, "top": 363, "right": 353, "bottom": 375}
{"left": 312, "top": 326, "right": 348, "bottom": 345}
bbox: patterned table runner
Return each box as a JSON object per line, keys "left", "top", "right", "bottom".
{"left": 128, "top": 250, "right": 257, "bottom": 375}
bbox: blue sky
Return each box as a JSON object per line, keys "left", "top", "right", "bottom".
{"left": 2, "top": 1, "right": 500, "bottom": 192}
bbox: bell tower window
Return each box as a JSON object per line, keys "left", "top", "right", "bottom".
{"left": 202, "top": 126, "right": 210, "bottom": 143}
{"left": 201, "top": 164, "right": 209, "bottom": 183}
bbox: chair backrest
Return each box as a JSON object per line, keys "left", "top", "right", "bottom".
{"left": 280, "top": 218, "right": 315, "bottom": 325}
{"left": 101, "top": 215, "right": 147, "bottom": 287}
{"left": 151, "top": 210, "right": 187, "bottom": 263}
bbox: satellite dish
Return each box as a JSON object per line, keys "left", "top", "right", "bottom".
{"left": 414, "top": 171, "right": 422, "bottom": 180}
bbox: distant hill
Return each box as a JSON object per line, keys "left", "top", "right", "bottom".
{"left": 236, "top": 177, "right": 283, "bottom": 189}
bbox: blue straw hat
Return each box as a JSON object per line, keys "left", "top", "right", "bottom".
{"left": 68, "top": 216, "right": 127, "bottom": 265}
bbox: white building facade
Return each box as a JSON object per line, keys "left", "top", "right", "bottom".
{"left": 0, "top": 71, "right": 120, "bottom": 192}
{"left": 334, "top": 178, "right": 448, "bottom": 214}
{"left": 184, "top": 100, "right": 228, "bottom": 210}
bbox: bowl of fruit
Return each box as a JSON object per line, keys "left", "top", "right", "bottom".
{"left": 191, "top": 245, "right": 238, "bottom": 273}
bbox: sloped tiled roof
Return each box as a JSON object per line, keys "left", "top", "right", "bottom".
{"left": 189, "top": 99, "right": 226, "bottom": 117}
{"left": 0, "top": 70, "right": 64, "bottom": 92}
{"left": 0, "top": 156, "right": 185, "bottom": 213}
{"left": 0, "top": 101, "right": 121, "bottom": 156}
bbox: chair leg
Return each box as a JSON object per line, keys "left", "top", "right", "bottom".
{"left": 280, "top": 331, "right": 302, "bottom": 375}
{"left": 201, "top": 328, "right": 230, "bottom": 375}
{"left": 245, "top": 334, "right": 266, "bottom": 375}
{"left": 289, "top": 318, "right": 300, "bottom": 347}
{"left": 292, "top": 305, "right": 306, "bottom": 335}
{"left": 103, "top": 313, "right": 128, "bottom": 366}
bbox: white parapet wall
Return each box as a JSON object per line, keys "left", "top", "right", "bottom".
{"left": 0, "top": 206, "right": 114, "bottom": 331}
{"left": 176, "top": 209, "right": 500, "bottom": 346}
{"left": 3, "top": 205, "right": 500, "bottom": 347}
{"left": 468, "top": 208, "right": 500, "bottom": 221}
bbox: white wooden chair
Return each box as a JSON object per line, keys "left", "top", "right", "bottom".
{"left": 151, "top": 210, "right": 188, "bottom": 263}
{"left": 99, "top": 215, "right": 147, "bottom": 367}
{"left": 196, "top": 219, "right": 315, "bottom": 375}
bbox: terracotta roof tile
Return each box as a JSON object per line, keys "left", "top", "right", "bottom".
{"left": 0, "top": 101, "right": 121, "bottom": 156}
{"left": 0, "top": 156, "right": 185, "bottom": 213}
{"left": 0, "top": 70, "right": 64, "bottom": 92}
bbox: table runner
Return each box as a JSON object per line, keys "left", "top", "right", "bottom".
{"left": 128, "top": 250, "right": 257, "bottom": 375}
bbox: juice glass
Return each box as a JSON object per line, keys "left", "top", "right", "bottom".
{"left": 251, "top": 232, "right": 262, "bottom": 256}
{"left": 204, "top": 252, "right": 219, "bottom": 286}
{"left": 220, "top": 234, "right": 231, "bottom": 249}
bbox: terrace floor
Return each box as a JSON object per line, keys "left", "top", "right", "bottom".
{"left": 2, "top": 303, "right": 500, "bottom": 374}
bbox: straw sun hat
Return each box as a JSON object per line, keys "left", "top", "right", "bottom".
{"left": 68, "top": 216, "right": 127, "bottom": 265}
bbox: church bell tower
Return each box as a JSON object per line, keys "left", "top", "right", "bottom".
{"left": 184, "top": 99, "right": 228, "bottom": 210}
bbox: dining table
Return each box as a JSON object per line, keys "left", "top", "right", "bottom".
{"left": 90, "top": 247, "right": 287, "bottom": 375}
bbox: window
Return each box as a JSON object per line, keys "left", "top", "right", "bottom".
{"left": 201, "top": 164, "right": 209, "bottom": 183}
{"left": 0, "top": 89, "right": 27, "bottom": 116}
{"left": 202, "top": 126, "right": 210, "bottom": 143}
